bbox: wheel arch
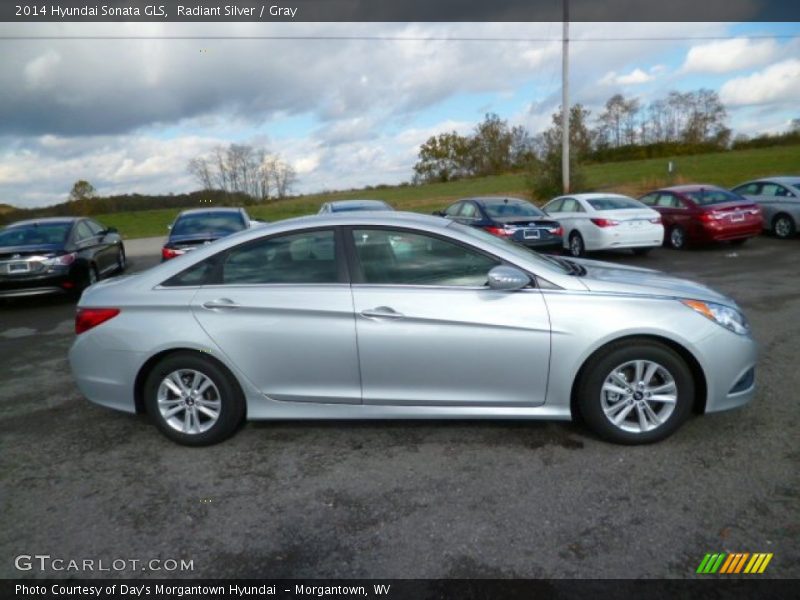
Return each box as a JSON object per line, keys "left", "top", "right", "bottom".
{"left": 133, "top": 347, "right": 247, "bottom": 416}
{"left": 569, "top": 334, "right": 708, "bottom": 420}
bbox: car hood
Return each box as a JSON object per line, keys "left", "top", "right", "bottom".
{"left": 570, "top": 257, "right": 735, "bottom": 307}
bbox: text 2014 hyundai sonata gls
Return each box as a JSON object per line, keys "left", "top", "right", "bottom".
{"left": 68, "top": 213, "right": 757, "bottom": 446}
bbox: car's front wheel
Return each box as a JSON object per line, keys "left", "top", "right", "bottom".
{"left": 144, "top": 352, "right": 245, "bottom": 446}
{"left": 576, "top": 340, "right": 694, "bottom": 444}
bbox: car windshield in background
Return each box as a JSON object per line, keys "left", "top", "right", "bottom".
{"left": 684, "top": 190, "right": 743, "bottom": 206}
{"left": 587, "top": 197, "right": 643, "bottom": 211}
{"left": 172, "top": 213, "right": 245, "bottom": 236}
{"left": 0, "top": 223, "right": 72, "bottom": 246}
{"left": 448, "top": 221, "right": 569, "bottom": 274}
{"left": 483, "top": 201, "right": 544, "bottom": 218}
{"left": 334, "top": 204, "right": 390, "bottom": 212}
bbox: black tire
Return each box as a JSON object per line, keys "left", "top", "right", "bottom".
{"left": 668, "top": 226, "right": 687, "bottom": 250}
{"left": 144, "top": 351, "right": 246, "bottom": 446}
{"left": 84, "top": 264, "right": 99, "bottom": 290}
{"left": 632, "top": 247, "right": 652, "bottom": 256}
{"left": 576, "top": 340, "right": 694, "bottom": 444}
{"left": 568, "top": 231, "right": 586, "bottom": 257}
{"left": 115, "top": 245, "right": 127, "bottom": 273}
{"left": 772, "top": 214, "right": 796, "bottom": 239}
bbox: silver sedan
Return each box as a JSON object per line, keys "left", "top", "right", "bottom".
{"left": 69, "top": 213, "right": 757, "bottom": 445}
{"left": 732, "top": 176, "right": 800, "bottom": 239}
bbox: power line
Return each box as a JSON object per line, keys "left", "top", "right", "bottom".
{"left": 0, "top": 34, "right": 796, "bottom": 42}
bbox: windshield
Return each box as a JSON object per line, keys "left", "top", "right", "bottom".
{"left": 448, "top": 221, "right": 569, "bottom": 274}
{"left": 587, "top": 197, "right": 643, "bottom": 211}
{"left": 684, "top": 189, "right": 744, "bottom": 206}
{"left": 483, "top": 200, "right": 544, "bottom": 219}
{"left": 172, "top": 212, "right": 246, "bottom": 236}
{"left": 0, "top": 223, "right": 72, "bottom": 247}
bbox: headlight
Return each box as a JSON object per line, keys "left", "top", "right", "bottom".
{"left": 682, "top": 300, "right": 750, "bottom": 335}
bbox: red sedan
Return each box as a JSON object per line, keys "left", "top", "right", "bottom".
{"left": 639, "top": 185, "right": 763, "bottom": 249}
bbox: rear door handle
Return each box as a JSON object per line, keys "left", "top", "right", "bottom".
{"left": 360, "top": 306, "right": 404, "bottom": 320}
{"left": 202, "top": 298, "right": 241, "bottom": 310}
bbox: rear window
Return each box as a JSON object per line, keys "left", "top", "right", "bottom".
{"left": 587, "top": 197, "right": 643, "bottom": 211}
{"left": 332, "top": 203, "right": 391, "bottom": 212}
{"left": 172, "top": 212, "right": 245, "bottom": 236}
{"left": 0, "top": 223, "right": 72, "bottom": 246}
{"left": 684, "top": 189, "right": 743, "bottom": 206}
{"left": 483, "top": 200, "right": 544, "bottom": 219}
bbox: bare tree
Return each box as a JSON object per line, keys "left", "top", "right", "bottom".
{"left": 187, "top": 143, "right": 297, "bottom": 202}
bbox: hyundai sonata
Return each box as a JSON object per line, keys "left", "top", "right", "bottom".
{"left": 69, "top": 212, "right": 756, "bottom": 445}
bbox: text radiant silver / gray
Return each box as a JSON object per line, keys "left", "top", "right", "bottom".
{"left": 68, "top": 212, "right": 757, "bottom": 445}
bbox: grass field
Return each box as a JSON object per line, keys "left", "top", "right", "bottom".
{"left": 97, "top": 143, "right": 800, "bottom": 239}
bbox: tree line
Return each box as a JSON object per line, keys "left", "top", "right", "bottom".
{"left": 412, "top": 88, "right": 737, "bottom": 196}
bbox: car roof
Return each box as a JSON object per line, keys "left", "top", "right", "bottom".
{"left": 660, "top": 184, "right": 725, "bottom": 193}
{"left": 739, "top": 177, "right": 800, "bottom": 186}
{"left": 5, "top": 217, "right": 79, "bottom": 228}
{"left": 458, "top": 196, "right": 530, "bottom": 204}
{"left": 328, "top": 199, "right": 389, "bottom": 207}
{"left": 553, "top": 193, "right": 632, "bottom": 201}
{"left": 176, "top": 207, "right": 244, "bottom": 217}
{"left": 281, "top": 211, "right": 445, "bottom": 228}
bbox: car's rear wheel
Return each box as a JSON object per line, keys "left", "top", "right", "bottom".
{"left": 568, "top": 231, "right": 585, "bottom": 257}
{"left": 668, "top": 226, "right": 687, "bottom": 250}
{"left": 576, "top": 341, "right": 694, "bottom": 444}
{"left": 144, "top": 352, "right": 245, "bottom": 446}
{"left": 116, "top": 246, "right": 127, "bottom": 272}
{"left": 772, "top": 214, "right": 796, "bottom": 239}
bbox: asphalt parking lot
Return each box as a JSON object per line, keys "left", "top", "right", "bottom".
{"left": 1, "top": 235, "right": 798, "bottom": 579}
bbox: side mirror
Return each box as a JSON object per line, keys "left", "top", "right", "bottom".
{"left": 105, "top": 226, "right": 118, "bottom": 234}
{"left": 432, "top": 210, "right": 446, "bottom": 217}
{"left": 167, "top": 224, "right": 172, "bottom": 231}
{"left": 487, "top": 265, "right": 530, "bottom": 291}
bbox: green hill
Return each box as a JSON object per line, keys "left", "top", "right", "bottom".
{"left": 75, "top": 143, "right": 800, "bottom": 239}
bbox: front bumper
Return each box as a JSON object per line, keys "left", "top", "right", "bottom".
{"left": 695, "top": 329, "right": 758, "bottom": 414}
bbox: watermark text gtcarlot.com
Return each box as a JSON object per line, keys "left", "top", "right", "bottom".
{"left": 14, "top": 554, "right": 194, "bottom": 573}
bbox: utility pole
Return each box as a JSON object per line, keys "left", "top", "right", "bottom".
{"left": 561, "top": 0, "right": 570, "bottom": 194}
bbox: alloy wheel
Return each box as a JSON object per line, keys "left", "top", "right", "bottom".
{"left": 670, "top": 227, "right": 685, "bottom": 249}
{"left": 774, "top": 216, "right": 793, "bottom": 239}
{"left": 157, "top": 369, "right": 222, "bottom": 434}
{"left": 569, "top": 233, "right": 584, "bottom": 257}
{"left": 600, "top": 360, "right": 677, "bottom": 434}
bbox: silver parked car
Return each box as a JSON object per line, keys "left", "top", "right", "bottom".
{"left": 731, "top": 177, "right": 800, "bottom": 239}
{"left": 318, "top": 199, "right": 393, "bottom": 214}
{"left": 69, "top": 213, "right": 757, "bottom": 446}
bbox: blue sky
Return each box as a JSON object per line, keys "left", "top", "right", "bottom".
{"left": 0, "top": 21, "right": 797, "bottom": 207}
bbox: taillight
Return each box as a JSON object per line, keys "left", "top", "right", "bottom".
{"left": 75, "top": 308, "right": 120, "bottom": 335}
{"left": 590, "top": 218, "right": 619, "bottom": 227}
{"left": 43, "top": 252, "right": 77, "bottom": 266}
{"left": 699, "top": 212, "right": 721, "bottom": 222}
{"left": 649, "top": 216, "right": 662, "bottom": 224}
{"left": 484, "top": 226, "right": 511, "bottom": 238}
{"left": 549, "top": 226, "right": 563, "bottom": 236}
{"left": 162, "top": 246, "right": 185, "bottom": 260}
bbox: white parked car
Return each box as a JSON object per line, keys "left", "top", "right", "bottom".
{"left": 542, "top": 194, "right": 664, "bottom": 257}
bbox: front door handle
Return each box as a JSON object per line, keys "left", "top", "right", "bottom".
{"left": 360, "top": 306, "right": 404, "bottom": 320}
{"left": 202, "top": 298, "right": 241, "bottom": 310}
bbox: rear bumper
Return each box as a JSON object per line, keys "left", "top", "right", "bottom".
{"left": 69, "top": 334, "right": 142, "bottom": 414}
{"left": 0, "top": 273, "right": 75, "bottom": 297}
{"left": 695, "top": 221, "right": 762, "bottom": 242}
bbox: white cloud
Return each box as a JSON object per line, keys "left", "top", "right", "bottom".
{"left": 720, "top": 59, "right": 800, "bottom": 107}
{"left": 600, "top": 68, "right": 655, "bottom": 86}
{"left": 682, "top": 38, "right": 779, "bottom": 74}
